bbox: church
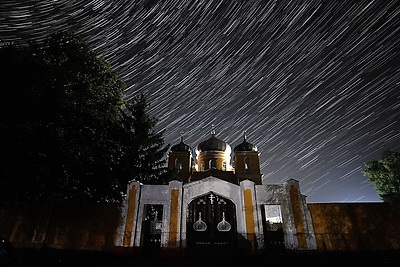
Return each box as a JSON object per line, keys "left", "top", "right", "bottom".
{"left": 2, "top": 131, "right": 400, "bottom": 253}
{"left": 115, "top": 130, "right": 317, "bottom": 251}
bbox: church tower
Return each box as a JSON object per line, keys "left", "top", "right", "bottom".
{"left": 167, "top": 128, "right": 262, "bottom": 185}
{"left": 233, "top": 132, "right": 262, "bottom": 184}
{"left": 167, "top": 134, "right": 192, "bottom": 182}
{"left": 195, "top": 128, "right": 232, "bottom": 172}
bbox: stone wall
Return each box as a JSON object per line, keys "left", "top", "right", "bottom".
{"left": 308, "top": 202, "right": 400, "bottom": 251}
{"left": 2, "top": 201, "right": 400, "bottom": 252}
{"left": 0, "top": 202, "right": 121, "bottom": 251}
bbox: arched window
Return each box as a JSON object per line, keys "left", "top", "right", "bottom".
{"left": 200, "top": 161, "right": 205, "bottom": 172}
{"left": 222, "top": 161, "right": 227, "bottom": 171}
{"left": 175, "top": 158, "right": 183, "bottom": 170}
{"left": 245, "top": 157, "right": 251, "bottom": 173}
{"left": 209, "top": 159, "right": 216, "bottom": 169}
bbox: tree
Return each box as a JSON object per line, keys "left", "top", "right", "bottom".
{"left": 119, "top": 91, "right": 170, "bottom": 185}
{"left": 0, "top": 31, "right": 126, "bottom": 202}
{"left": 362, "top": 150, "right": 400, "bottom": 200}
{"left": 0, "top": 31, "right": 171, "bottom": 203}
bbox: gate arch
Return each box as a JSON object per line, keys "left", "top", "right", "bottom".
{"left": 187, "top": 192, "right": 237, "bottom": 249}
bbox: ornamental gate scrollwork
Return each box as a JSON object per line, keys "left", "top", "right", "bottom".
{"left": 187, "top": 192, "right": 237, "bottom": 248}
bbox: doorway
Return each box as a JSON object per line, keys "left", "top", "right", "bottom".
{"left": 187, "top": 192, "right": 237, "bottom": 249}
{"left": 261, "top": 204, "right": 285, "bottom": 249}
{"left": 141, "top": 204, "right": 163, "bottom": 248}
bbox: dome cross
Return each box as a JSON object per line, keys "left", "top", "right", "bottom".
{"left": 211, "top": 124, "right": 216, "bottom": 135}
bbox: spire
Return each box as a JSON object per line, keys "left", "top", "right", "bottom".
{"left": 180, "top": 131, "right": 184, "bottom": 142}
{"left": 243, "top": 130, "right": 247, "bottom": 141}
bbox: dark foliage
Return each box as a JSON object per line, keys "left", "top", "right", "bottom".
{"left": 0, "top": 31, "right": 169, "bottom": 203}
{"left": 119, "top": 91, "right": 170, "bottom": 185}
{"left": 362, "top": 150, "right": 400, "bottom": 201}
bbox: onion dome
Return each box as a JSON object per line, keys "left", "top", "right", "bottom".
{"left": 217, "top": 212, "right": 232, "bottom": 232}
{"left": 234, "top": 132, "right": 258, "bottom": 152}
{"left": 193, "top": 212, "right": 207, "bottom": 231}
{"left": 197, "top": 134, "right": 227, "bottom": 152}
{"left": 171, "top": 134, "right": 191, "bottom": 152}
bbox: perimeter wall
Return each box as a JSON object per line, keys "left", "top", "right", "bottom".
{"left": 0, "top": 203, "right": 120, "bottom": 251}
{"left": 307, "top": 202, "right": 400, "bottom": 251}
{"left": 1, "top": 202, "right": 400, "bottom": 252}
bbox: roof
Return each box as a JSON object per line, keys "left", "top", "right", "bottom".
{"left": 197, "top": 134, "right": 227, "bottom": 152}
{"left": 234, "top": 135, "right": 257, "bottom": 152}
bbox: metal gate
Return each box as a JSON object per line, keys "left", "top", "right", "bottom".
{"left": 261, "top": 204, "right": 285, "bottom": 249}
{"left": 141, "top": 204, "right": 163, "bottom": 248}
{"left": 187, "top": 192, "right": 237, "bottom": 249}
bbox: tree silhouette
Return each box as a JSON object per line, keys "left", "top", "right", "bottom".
{"left": 119, "top": 91, "right": 170, "bottom": 185}
{"left": 362, "top": 150, "right": 400, "bottom": 201}
{"left": 1, "top": 31, "right": 125, "bottom": 202}
{"left": 1, "top": 31, "right": 171, "bottom": 203}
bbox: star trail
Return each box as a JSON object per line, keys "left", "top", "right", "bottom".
{"left": 1, "top": 0, "right": 400, "bottom": 202}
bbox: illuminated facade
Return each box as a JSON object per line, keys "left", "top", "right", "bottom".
{"left": 3, "top": 131, "right": 400, "bottom": 252}
{"left": 116, "top": 132, "right": 317, "bottom": 251}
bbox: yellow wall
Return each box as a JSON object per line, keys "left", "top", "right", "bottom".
{"left": 197, "top": 151, "right": 229, "bottom": 171}
{"left": 234, "top": 152, "right": 260, "bottom": 175}
{"left": 123, "top": 187, "right": 136, "bottom": 246}
{"left": 233, "top": 152, "right": 262, "bottom": 184}
{"left": 308, "top": 203, "right": 400, "bottom": 251}
{"left": 0, "top": 202, "right": 121, "bottom": 251}
{"left": 243, "top": 189, "right": 256, "bottom": 248}
{"left": 290, "top": 185, "right": 307, "bottom": 249}
{"left": 168, "top": 189, "right": 180, "bottom": 247}
{"left": 168, "top": 151, "right": 192, "bottom": 174}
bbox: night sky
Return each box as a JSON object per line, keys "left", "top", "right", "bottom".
{"left": 1, "top": 0, "right": 400, "bottom": 203}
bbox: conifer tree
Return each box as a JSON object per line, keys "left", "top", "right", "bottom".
{"left": 120, "top": 91, "right": 170, "bottom": 184}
